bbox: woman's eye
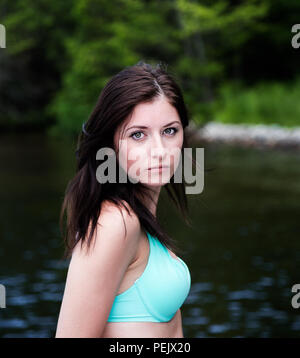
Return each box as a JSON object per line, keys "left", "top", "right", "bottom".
{"left": 130, "top": 127, "right": 178, "bottom": 141}
{"left": 130, "top": 131, "right": 144, "bottom": 140}
{"left": 164, "top": 127, "right": 178, "bottom": 136}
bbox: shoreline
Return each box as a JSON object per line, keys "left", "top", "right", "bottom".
{"left": 185, "top": 121, "right": 300, "bottom": 151}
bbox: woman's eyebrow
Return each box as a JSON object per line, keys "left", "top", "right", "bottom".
{"left": 125, "top": 120, "right": 181, "bottom": 132}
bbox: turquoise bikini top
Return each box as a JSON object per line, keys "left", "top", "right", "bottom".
{"left": 107, "top": 231, "right": 191, "bottom": 322}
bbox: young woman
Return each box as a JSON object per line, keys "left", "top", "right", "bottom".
{"left": 55, "top": 61, "right": 194, "bottom": 338}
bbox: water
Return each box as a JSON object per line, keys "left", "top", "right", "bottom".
{"left": 0, "top": 132, "right": 299, "bottom": 338}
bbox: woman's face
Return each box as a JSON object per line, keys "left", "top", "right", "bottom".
{"left": 114, "top": 96, "right": 184, "bottom": 186}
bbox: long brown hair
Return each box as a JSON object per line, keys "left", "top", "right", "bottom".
{"left": 59, "top": 60, "right": 195, "bottom": 260}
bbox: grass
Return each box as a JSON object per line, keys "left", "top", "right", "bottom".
{"left": 211, "top": 77, "right": 300, "bottom": 128}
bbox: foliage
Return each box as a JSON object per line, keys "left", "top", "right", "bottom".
{"left": 213, "top": 77, "right": 300, "bottom": 127}
{"left": 0, "top": 0, "right": 299, "bottom": 133}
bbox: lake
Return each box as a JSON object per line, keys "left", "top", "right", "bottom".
{"left": 0, "top": 132, "right": 299, "bottom": 338}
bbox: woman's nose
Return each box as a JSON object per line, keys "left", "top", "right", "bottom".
{"left": 150, "top": 133, "right": 168, "bottom": 161}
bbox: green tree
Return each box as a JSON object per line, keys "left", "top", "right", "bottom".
{"left": 46, "top": 0, "right": 182, "bottom": 136}
{"left": 0, "top": 0, "right": 75, "bottom": 130}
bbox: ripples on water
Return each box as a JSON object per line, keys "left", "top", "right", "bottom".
{"left": 0, "top": 133, "right": 299, "bottom": 337}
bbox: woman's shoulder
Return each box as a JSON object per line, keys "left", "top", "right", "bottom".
{"left": 99, "top": 199, "right": 140, "bottom": 240}
{"left": 73, "top": 199, "right": 140, "bottom": 258}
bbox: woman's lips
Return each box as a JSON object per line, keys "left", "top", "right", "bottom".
{"left": 148, "top": 166, "right": 169, "bottom": 170}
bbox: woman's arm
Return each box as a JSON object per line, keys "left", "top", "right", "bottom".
{"left": 55, "top": 202, "right": 140, "bottom": 338}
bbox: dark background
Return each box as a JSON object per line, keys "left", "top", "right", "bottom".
{"left": 0, "top": 0, "right": 300, "bottom": 338}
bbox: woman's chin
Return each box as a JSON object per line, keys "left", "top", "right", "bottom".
{"left": 140, "top": 173, "right": 173, "bottom": 186}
